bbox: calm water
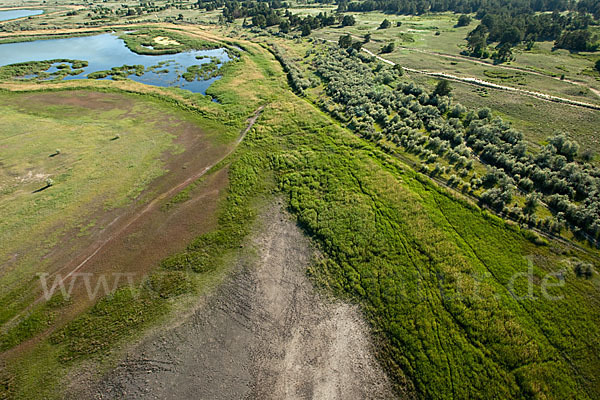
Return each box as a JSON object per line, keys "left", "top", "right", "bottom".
{"left": 0, "top": 33, "right": 231, "bottom": 93}
{"left": 0, "top": 9, "right": 43, "bottom": 21}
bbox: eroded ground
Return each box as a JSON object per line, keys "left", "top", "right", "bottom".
{"left": 73, "top": 201, "right": 396, "bottom": 399}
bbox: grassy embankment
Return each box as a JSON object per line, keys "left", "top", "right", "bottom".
{"left": 0, "top": 28, "right": 599, "bottom": 400}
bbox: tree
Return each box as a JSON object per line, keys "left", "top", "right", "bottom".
{"left": 279, "top": 20, "right": 290, "bottom": 33}
{"left": 253, "top": 14, "right": 266, "bottom": 27}
{"left": 524, "top": 193, "right": 539, "bottom": 215}
{"left": 496, "top": 42, "right": 513, "bottom": 63}
{"left": 555, "top": 30, "right": 592, "bottom": 51}
{"left": 433, "top": 79, "right": 452, "bottom": 97}
{"left": 596, "top": 59, "right": 600, "bottom": 73}
{"left": 379, "top": 19, "right": 391, "bottom": 29}
{"left": 364, "top": 33, "right": 371, "bottom": 43}
{"left": 341, "top": 15, "right": 355, "bottom": 26}
{"left": 380, "top": 42, "right": 395, "bottom": 53}
{"left": 301, "top": 24, "right": 311, "bottom": 36}
{"left": 466, "top": 27, "right": 487, "bottom": 57}
{"left": 456, "top": 14, "right": 471, "bottom": 27}
{"left": 351, "top": 41, "right": 363, "bottom": 51}
{"left": 338, "top": 34, "right": 353, "bottom": 48}
{"left": 393, "top": 64, "right": 404, "bottom": 76}
{"left": 549, "top": 132, "right": 579, "bottom": 160}
{"left": 499, "top": 26, "right": 522, "bottom": 44}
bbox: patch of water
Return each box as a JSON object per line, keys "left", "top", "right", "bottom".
{"left": 0, "top": 33, "right": 231, "bottom": 94}
{"left": 0, "top": 9, "right": 43, "bottom": 22}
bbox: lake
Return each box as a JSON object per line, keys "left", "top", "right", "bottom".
{"left": 0, "top": 33, "right": 231, "bottom": 94}
{"left": 0, "top": 9, "right": 43, "bottom": 22}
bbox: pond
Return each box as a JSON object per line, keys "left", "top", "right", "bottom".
{"left": 0, "top": 9, "right": 43, "bottom": 22}
{"left": 0, "top": 33, "right": 231, "bottom": 94}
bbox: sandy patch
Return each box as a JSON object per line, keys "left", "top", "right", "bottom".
{"left": 69, "top": 201, "right": 398, "bottom": 399}
{"left": 153, "top": 36, "right": 180, "bottom": 46}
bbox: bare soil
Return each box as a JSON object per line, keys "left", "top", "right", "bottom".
{"left": 71, "top": 201, "right": 397, "bottom": 399}
{"left": 0, "top": 90, "right": 255, "bottom": 343}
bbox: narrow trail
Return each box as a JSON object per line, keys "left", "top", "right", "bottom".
{"left": 397, "top": 46, "right": 600, "bottom": 100}
{"left": 55, "top": 104, "right": 265, "bottom": 285}
{"left": 359, "top": 47, "right": 600, "bottom": 111}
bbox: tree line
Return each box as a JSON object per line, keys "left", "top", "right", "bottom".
{"left": 312, "top": 44, "right": 600, "bottom": 242}
{"left": 466, "top": 10, "right": 599, "bottom": 58}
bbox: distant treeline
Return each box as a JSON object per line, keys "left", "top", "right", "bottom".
{"left": 465, "top": 10, "right": 598, "bottom": 58}
{"left": 339, "top": 0, "right": 597, "bottom": 17}
{"left": 200, "top": 0, "right": 598, "bottom": 54}
{"left": 338, "top": 0, "right": 600, "bottom": 53}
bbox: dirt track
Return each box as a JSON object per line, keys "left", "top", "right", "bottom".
{"left": 359, "top": 48, "right": 600, "bottom": 111}
{"left": 72, "top": 201, "right": 396, "bottom": 399}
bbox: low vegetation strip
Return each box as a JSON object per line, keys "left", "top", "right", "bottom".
{"left": 265, "top": 89, "right": 599, "bottom": 399}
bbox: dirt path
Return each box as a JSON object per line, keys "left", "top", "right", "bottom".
{"left": 55, "top": 105, "right": 265, "bottom": 286}
{"left": 71, "top": 201, "right": 397, "bottom": 399}
{"left": 395, "top": 46, "right": 600, "bottom": 99}
{"left": 3, "top": 98, "right": 265, "bottom": 332}
{"left": 359, "top": 48, "right": 600, "bottom": 111}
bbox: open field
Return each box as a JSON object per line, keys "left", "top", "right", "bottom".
{"left": 0, "top": 3, "right": 599, "bottom": 400}
{"left": 0, "top": 85, "right": 245, "bottom": 345}
{"left": 311, "top": 11, "right": 600, "bottom": 104}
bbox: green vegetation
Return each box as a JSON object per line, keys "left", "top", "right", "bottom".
{"left": 182, "top": 58, "right": 220, "bottom": 82}
{"left": 87, "top": 64, "right": 145, "bottom": 80}
{"left": 306, "top": 45, "right": 600, "bottom": 243}
{"left": 120, "top": 28, "right": 218, "bottom": 55}
{"left": 0, "top": 59, "right": 88, "bottom": 81}
{"left": 455, "top": 14, "right": 471, "bottom": 27}
{"left": 379, "top": 18, "right": 391, "bottom": 29}
{"left": 1, "top": 5, "right": 600, "bottom": 400}
{"left": 0, "top": 37, "right": 274, "bottom": 400}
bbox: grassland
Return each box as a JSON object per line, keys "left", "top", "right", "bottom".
{"left": 309, "top": 11, "right": 600, "bottom": 102}
{"left": 0, "top": 4, "right": 599, "bottom": 400}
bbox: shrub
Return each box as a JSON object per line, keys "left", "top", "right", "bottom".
{"left": 381, "top": 42, "right": 395, "bottom": 53}
{"left": 341, "top": 15, "right": 355, "bottom": 26}
{"left": 433, "top": 79, "right": 452, "bottom": 97}
{"left": 574, "top": 262, "right": 594, "bottom": 278}
{"left": 379, "top": 19, "right": 391, "bottom": 29}
{"left": 456, "top": 15, "right": 472, "bottom": 27}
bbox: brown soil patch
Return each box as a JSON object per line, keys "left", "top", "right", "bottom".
{"left": 18, "top": 91, "right": 137, "bottom": 113}
{"left": 69, "top": 201, "right": 397, "bottom": 399}
{"left": 1, "top": 92, "right": 262, "bottom": 338}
